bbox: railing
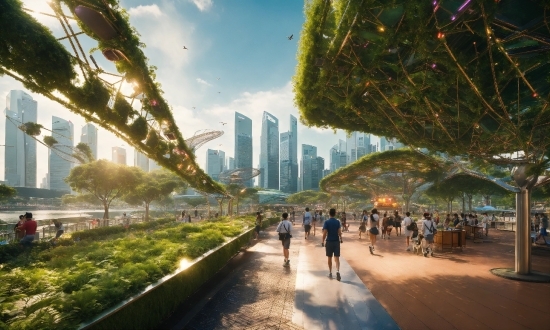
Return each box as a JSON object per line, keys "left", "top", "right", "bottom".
{"left": 0, "top": 216, "right": 145, "bottom": 244}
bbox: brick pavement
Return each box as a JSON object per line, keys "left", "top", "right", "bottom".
{"left": 184, "top": 225, "right": 304, "bottom": 330}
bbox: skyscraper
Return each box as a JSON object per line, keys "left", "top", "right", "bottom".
{"left": 234, "top": 112, "right": 253, "bottom": 187}
{"left": 112, "top": 147, "right": 126, "bottom": 165}
{"left": 330, "top": 139, "right": 347, "bottom": 172}
{"left": 80, "top": 123, "right": 98, "bottom": 161}
{"left": 280, "top": 115, "right": 298, "bottom": 193}
{"left": 49, "top": 116, "right": 74, "bottom": 192}
{"left": 379, "top": 137, "right": 405, "bottom": 151}
{"left": 134, "top": 150, "right": 149, "bottom": 172}
{"left": 347, "top": 132, "right": 374, "bottom": 164}
{"left": 259, "top": 111, "right": 279, "bottom": 189}
{"left": 301, "top": 144, "right": 323, "bottom": 191}
{"left": 4, "top": 90, "right": 37, "bottom": 188}
{"left": 206, "top": 149, "right": 222, "bottom": 181}
{"left": 218, "top": 150, "right": 226, "bottom": 172}
{"left": 227, "top": 157, "right": 235, "bottom": 170}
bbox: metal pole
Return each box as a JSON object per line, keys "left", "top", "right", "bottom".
{"left": 515, "top": 189, "right": 531, "bottom": 275}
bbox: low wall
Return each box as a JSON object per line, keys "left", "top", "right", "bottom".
{"left": 81, "top": 217, "right": 280, "bottom": 330}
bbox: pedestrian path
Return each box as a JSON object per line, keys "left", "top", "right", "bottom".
{"left": 294, "top": 245, "right": 399, "bottom": 330}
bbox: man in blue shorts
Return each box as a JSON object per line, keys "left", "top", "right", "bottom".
{"left": 322, "top": 208, "right": 343, "bottom": 281}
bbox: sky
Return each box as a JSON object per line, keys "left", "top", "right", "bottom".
{"left": 0, "top": 0, "right": 374, "bottom": 187}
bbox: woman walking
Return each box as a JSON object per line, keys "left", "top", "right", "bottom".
{"left": 368, "top": 209, "right": 380, "bottom": 254}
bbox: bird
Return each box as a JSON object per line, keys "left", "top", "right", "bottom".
{"left": 288, "top": 34, "right": 293, "bottom": 40}
{"left": 218, "top": 92, "right": 221, "bottom": 94}
{"left": 217, "top": 77, "right": 220, "bottom": 80}
{"left": 183, "top": 46, "right": 188, "bottom": 50}
{"left": 220, "top": 122, "right": 227, "bottom": 125}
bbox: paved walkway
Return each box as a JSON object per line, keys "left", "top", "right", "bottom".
{"left": 167, "top": 218, "right": 550, "bottom": 330}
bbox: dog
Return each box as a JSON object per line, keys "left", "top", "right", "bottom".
{"left": 412, "top": 232, "right": 423, "bottom": 255}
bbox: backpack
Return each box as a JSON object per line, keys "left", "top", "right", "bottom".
{"left": 387, "top": 217, "right": 395, "bottom": 227}
{"left": 407, "top": 221, "right": 417, "bottom": 231}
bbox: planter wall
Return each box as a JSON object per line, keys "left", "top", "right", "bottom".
{"left": 81, "top": 228, "right": 254, "bottom": 330}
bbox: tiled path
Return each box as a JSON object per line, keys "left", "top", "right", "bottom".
{"left": 169, "top": 218, "right": 550, "bottom": 330}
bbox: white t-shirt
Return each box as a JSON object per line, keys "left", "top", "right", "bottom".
{"left": 277, "top": 220, "right": 292, "bottom": 233}
{"left": 423, "top": 219, "right": 436, "bottom": 236}
{"left": 402, "top": 216, "right": 412, "bottom": 229}
{"left": 369, "top": 213, "right": 379, "bottom": 228}
{"left": 303, "top": 212, "right": 312, "bottom": 225}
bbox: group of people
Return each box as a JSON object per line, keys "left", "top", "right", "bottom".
{"left": 14, "top": 213, "right": 65, "bottom": 247}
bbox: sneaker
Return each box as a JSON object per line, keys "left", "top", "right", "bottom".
{"left": 328, "top": 273, "right": 333, "bottom": 278}
{"left": 287, "top": 259, "right": 290, "bottom": 265}
{"left": 369, "top": 246, "right": 374, "bottom": 255}
{"left": 424, "top": 252, "right": 428, "bottom": 257}
{"left": 336, "top": 272, "right": 341, "bottom": 281}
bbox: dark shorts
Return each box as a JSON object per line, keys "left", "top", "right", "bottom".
{"left": 304, "top": 224, "right": 311, "bottom": 233}
{"left": 255, "top": 225, "right": 260, "bottom": 233}
{"left": 282, "top": 238, "right": 291, "bottom": 249}
{"left": 56, "top": 230, "right": 64, "bottom": 239}
{"left": 325, "top": 240, "right": 340, "bottom": 257}
{"left": 424, "top": 234, "right": 434, "bottom": 243}
{"left": 20, "top": 235, "right": 34, "bottom": 246}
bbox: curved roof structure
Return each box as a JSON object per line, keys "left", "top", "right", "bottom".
{"left": 185, "top": 129, "right": 224, "bottom": 151}
{"left": 218, "top": 168, "right": 261, "bottom": 185}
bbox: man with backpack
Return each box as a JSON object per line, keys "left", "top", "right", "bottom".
{"left": 321, "top": 209, "right": 343, "bottom": 280}
{"left": 403, "top": 212, "right": 415, "bottom": 251}
{"left": 422, "top": 214, "right": 437, "bottom": 257}
{"left": 276, "top": 213, "right": 293, "bottom": 267}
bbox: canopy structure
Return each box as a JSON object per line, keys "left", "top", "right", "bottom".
{"left": 185, "top": 129, "right": 224, "bottom": 152}
{"left": 296, "top": 0, "right": 550, "bottom": 277}
{"left": 321, "top": 149, "right": 450, "bottom": 210}
{"left": 0, "top": 0, "right": 226, "bottom": 195}
{"left": 218, "top": 168, "right": 261, "bottom": 185}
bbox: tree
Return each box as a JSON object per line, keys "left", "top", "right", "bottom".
{"left": 61, "top": 193, "right": 102, "bottom": 207}
{"left": 180, "top": 196, "right": 207, "bottom": 208}
{"left": 225, "top": 184, "right": 258, "bottom": 215}
{"left": 0, "top": 184, "right": 16, "bottom": 202}
{"left": 65, "top": 160, "right": 140, "bottom": 219}
{"left": 124, "top": 170, "right": 184, "bottom": 220}
{"left": 286, "top": 190, "right": 331, "bottom": 207}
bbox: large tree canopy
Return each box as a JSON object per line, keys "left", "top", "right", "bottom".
{"left": 0, "top": 184, "right": 16, "bottom": 202}
{"left": 0, "top": 0, "right": 225, "bottom": 194}
{"left": 294, "top": 0, "right": 550, "bottom": 166}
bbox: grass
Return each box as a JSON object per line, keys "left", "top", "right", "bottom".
{"left": 0, "top": 216, "right": 254, "bottom": 329}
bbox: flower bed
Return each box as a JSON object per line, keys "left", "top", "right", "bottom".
{"left": 0, "top": 216, "right": 255, "bottom": 329}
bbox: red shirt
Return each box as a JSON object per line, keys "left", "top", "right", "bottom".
{"left": 21, "top": 220, "right": 37, "bottom": 235}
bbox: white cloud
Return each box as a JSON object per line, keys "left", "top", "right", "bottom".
{"left": 189, "top": 0, "right": 213, "bottom": 12}
{"left": 196, "top": 78, "right": 212, "bottom": 87}
{"left": 128, "top": 5, "right": 162, "bottom": 18}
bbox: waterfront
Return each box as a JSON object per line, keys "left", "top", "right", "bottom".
{"left": 0, "top": 209, "right": 139, "bottom": 223}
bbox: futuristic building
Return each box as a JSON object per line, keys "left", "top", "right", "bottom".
{"left": 330, "top": 139, "right": 347, "bottom": 172}
{"left": 49, "top": 116, "right": 73, "bottom": 192}
{"left": 234, "top": 112, "right": 253, "bottom": 187}
{"left": 259, "top": 111, "right": 279, "bottom": 189}
{"left": 80, "top": 123, "right": 98, "bottom": 160}
{"left": 4, "top": 90, "right": 37, "bottom": 188}
{"left": 206, "top": 149, "right": 223, "bottom": 181}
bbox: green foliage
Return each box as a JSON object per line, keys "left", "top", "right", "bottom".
{"left": 75, "top": 142, "right": 94, "bottom": 162}
{"left": 19, "top": 122, "right": 43, "bottom": 136}
{"left": 0, "top": 216, "right": 254, "bottom": 329}
{"left": 181, "top": 196, "right": 207, "bottom": 207}
{"left": 128, "top": 116, "right": 148, "bottom": 141}
{"left": 0, "top": 184, "right": 16, "bottom": 201}
{"left": 43, "top": 136, "right": 58, "bottom": 147}
{"left": 286, "top": 190, "right": 331, "bottom": 205}
{"left": 294, "top": 0, "right": 550, "bottom": 171}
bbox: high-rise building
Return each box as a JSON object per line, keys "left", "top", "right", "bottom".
{"left": 227, "top": 157, "right": 235, "bottom": 170}
{"left": 218, "top": 150, "right": 226, "bottom": 172}
{"left": 40, "top": 173, "right": 49, "bottom": 189}
{"left": 49, "top": 116, "right": 74, "bottom": 192}
{"left": 379, "top": 137, "right": 405, "bottom": 152}
{"left": 134, "top": 150, "right": 149, "bottom": 172}
{"left": 206, "top": 149, "right": 222, "bottom": 181}
{"left": 280, "top": 115, "right": 298, "bottom": 193}
{"left": 301, "top": 144, "right": 324, "bottom": 191}
{"left": 347, "top": 132, "right": 375, "bottom": 163}
{"left": 149, "top": 159, "right": 162, "bottom": 172}
{"left": 330, "top": 139, "right": 347, "bottom": 172}
{"left": 234, "top": 112, "right": 253, "bottom": 186}
{"left": 322, "top": 169, "right": 332, "bottom": 178}
{"left": 80, "top": 123, "right": 98, "bottom": 161}
{"left": 4, "top": 90, "right": 37, "bottom": 188}
{"left": 259, "top": 111, "right": 279, "bottom": 189}
{"left": 112, "top": 147, "right": 126, "bottom": 165}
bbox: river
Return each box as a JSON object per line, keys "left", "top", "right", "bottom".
{"left": 0, "top": 209, "right": 141, "bottom": 223}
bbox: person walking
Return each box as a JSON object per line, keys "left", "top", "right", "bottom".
{"left": 313, "top": 211, "right": 320, "bottom": 236}
{"left": 359, "top": 210, "right": 368, "bottom": 239}
{"left": 194, "top": 209, "right": 198, "bottom": 218}
{"left": 18, "top": 212, "right": 37, "bottom": 247}
{"left": 402, "top": 212, "right": 414, "bottom": 251}
{"left": 481, "top": 212, "right": 489, "bottom": 237}
{"left": 14, "top": 215, "right": 25, "bottom": 239}
{"left": 254, "top": 211, "right": 263, "bottom": 240}
{"left": 276, "top": 213, "right": 293, "bottom": 267}
{"left": 303, "top": 207, "right": 313, "bottom": 239}
{"left": 394, "top": 211, "right": 402, "bottom": 236}
{"left": 422, "top": 215, "right": 437, "bottom": 257}
{"left": 322, "top": 209, "right": 343, "bottom": 280}
{"left": 368, "top": 209, "right": 380, "bottom": 254}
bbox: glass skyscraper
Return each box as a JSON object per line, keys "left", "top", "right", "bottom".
{"left": 206, "top": 149, "right": 222, "bottom": 181}
{"left": 280, "top": 115, "right": 298, "bottom": 192}
{"left": 234, "top": 112, "right": 253, "bottom": 187}
{"left": 112, "top": 147, "right": 126, "bottom": 165}
{"left": 80, "top": 123, "right": 98, "bottom": 161}
{"left": 49, "top": 116, "right": 73, "bottom": 192}
{"left": 259, "top": 111, "right": 279, "bottom": 189}
{"left": 134, "top": 150, "right": 149, "bottom": 172}
{"left": 301, "top": 144, "right": 323, "bottom": 191}
{"left": 4, "top": 90, "right": 37, "bottom": 188}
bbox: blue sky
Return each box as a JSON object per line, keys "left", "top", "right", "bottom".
{"left": 0, "top": 0, "right": 360, "bottom": 186}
